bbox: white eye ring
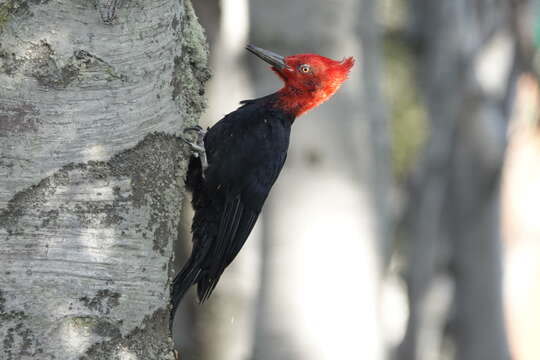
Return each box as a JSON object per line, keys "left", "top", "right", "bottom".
{"left": 299, "top": 64, "right": 311, "bottom": 73}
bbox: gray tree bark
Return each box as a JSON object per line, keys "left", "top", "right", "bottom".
{"left": 398, "top": 1, "right": 514, "bottom": 359}
{"left": 249, "top": 0, "right": 391, "bottom": 359}
{"left": 0, "top": 0, "right": 209, "bottom": 359}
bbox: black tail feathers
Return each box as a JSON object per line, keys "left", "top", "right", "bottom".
{"left": 169, "top": 257, "right": 200, "bottom": 331}
{"left": 169, "top": 259, "right": 225, "bottom": 331}
{"left": 196, "top": 273, "right": 221, "bottom": 303}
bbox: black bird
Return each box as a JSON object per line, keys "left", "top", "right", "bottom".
{"left": 170, "top": 45, "right": 354, "bottom": 328}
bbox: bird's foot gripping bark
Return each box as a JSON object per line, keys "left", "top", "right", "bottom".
{"left": 182, "top": 126, "right": 208, "bottom": 176}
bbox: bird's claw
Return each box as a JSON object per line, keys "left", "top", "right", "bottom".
{"left": 182, "top": 126, "right": 208, "bottom": 177}
{"left": 183, "top": 125, "right": 204, "bottom": 134}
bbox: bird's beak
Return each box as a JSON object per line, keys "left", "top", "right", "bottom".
{"left": 246, "top": 44, "right": 288, "bottom": 70}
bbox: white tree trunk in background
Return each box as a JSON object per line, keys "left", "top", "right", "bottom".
{"left": 0, "top": 1, "right": 209, "bottom": 359}
{"left": 502, "top": 75, "right": 540, "bottom": 360}
{"left": 249, "top": 0, "right": 391, "bottom": 359}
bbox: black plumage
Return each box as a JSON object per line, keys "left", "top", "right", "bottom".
{"left": 170, "top": 94, "right": 293, "bottom": 327}
{"left": 169, "top": 44, "right": 354, "bottom": 331}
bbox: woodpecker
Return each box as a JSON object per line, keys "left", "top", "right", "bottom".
{"left": 171, "top": 45, "right": 354, "bottom": 328}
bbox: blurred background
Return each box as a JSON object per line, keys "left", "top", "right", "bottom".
{"left": 174, "top": 0, "right": 540, "bottom": 359}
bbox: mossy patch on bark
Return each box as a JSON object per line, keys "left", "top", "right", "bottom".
{"left": 81, "top": 309, "right": 175, "bottom": 360}
{"left": 171, "top": 0, "right": 211, "bottom": 127}
{"left": 0, "top": 0, "right": 49, "bottom": 33}
{"left": 79, "top": 289, "right": 121, "bottom": 315}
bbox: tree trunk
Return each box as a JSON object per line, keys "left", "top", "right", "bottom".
{"left": 398, "top": 1, "right": 514, "bottom": 359}
{"left": 249, "top": 0, "right": 391, "bottom": 359}
{"left": 0, "top": 1, "right": 209, "bottom": 359}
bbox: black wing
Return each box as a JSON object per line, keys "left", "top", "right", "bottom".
{"left": 170, "top": 96, "right": 291, "bottom": 328}
{"left": 195, "top": 150, "right": 287, "bottom": 301}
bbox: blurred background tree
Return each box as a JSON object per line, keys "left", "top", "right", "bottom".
{"left": 397, "top": 0, "right": 514, "bottom": 359}
{"left": 173, "top": 0, "right": 540, "bottom": 359}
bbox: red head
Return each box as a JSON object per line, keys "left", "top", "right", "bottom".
{"left": 247, "top": 45, "right": 354, "bottom": 117}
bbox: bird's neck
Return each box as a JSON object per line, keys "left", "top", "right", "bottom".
{"left": 273, "top": 84, "right": 340, "bottom": 118}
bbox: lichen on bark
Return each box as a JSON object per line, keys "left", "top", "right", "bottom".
{"left": 172, "top": 0, "right": 211, "bottom": 127}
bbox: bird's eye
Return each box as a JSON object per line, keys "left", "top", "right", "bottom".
{"left": 298, "top": 64, "right": 311, "bottom": 73}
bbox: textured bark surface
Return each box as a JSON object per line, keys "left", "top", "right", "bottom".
{"left": 0, "top": 0, "right": 209, "bottom": 359}
{"left": 398, "top": 1, "right": 514, "bottom": 359}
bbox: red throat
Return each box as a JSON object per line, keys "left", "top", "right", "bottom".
{"left": 273, "top": 55, "right": 354, "bottom": 117}
{"left": 276, "top": 82, "right": 344, "bottom": 117}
